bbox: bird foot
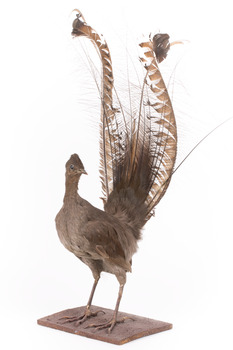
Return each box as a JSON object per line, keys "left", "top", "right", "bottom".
{"left": 59, "top": 308, "right": 105, "bottom": 326}
{"left": 85, "top": 316, "right": 134, "bottom": 333}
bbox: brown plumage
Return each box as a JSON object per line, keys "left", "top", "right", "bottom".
{"left": 55, "top": 11, "right": 177, "bottom": 332}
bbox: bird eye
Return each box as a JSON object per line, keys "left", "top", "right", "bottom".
{"left": 70, "top": 164, "right": 74, "bottom": 170}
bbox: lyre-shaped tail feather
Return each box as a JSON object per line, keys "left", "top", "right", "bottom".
{"left": 139, "top": 34, "right": 177, "bottom": 219}
{"left": 72, "top": 12, "right": 123, "bottom": 200}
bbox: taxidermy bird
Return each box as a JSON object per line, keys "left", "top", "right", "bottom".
{"left": 55, "top": 10, "right": 178, "bottom": 333}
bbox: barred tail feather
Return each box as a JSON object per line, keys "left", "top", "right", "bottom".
{"left": 72, "top": 12, "right": 124, "bottom": 200}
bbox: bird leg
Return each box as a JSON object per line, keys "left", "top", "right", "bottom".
{"left": 59, "top": 277, "right": 104, "bottom": 325}
{"left": 86, "top": 282, "right": 133, "bottom": 333}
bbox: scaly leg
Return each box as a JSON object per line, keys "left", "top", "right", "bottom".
{"left": 86, "top": 282, "right": 133, "bottom": 333}
{"left": 59, "top": 277, "right": 104, "bottom": 325}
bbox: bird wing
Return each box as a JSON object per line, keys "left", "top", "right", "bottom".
{"left": 82, "top": 221, "right": 131, "bottom": 272}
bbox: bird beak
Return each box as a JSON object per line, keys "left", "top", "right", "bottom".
{"left": 82, "top": 169, "right": 88, "bottom": 175}
{"left": 170, "top": 40, "right": 189, "bottom": 46}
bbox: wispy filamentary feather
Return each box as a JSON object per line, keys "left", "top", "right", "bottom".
{"left": 72, "top": 12, "right": 177, "bottom": 224}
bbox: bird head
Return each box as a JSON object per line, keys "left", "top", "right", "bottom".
{"left": 65, "top": 154, "right": 87, "bottom": 180}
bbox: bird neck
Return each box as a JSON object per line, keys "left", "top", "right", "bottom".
{"left": 64, "top": 175, "right": 80, "bottom": 202}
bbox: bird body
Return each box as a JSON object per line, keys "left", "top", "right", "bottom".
{"left": 55, "top": 154, "right": 142, "bottom": 284}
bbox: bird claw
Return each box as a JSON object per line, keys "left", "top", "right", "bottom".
{"left": 85, "top": 316, "right": 134, "bottom": 333}
{"left": 59, "top": 309, "right": 105, "bottom": 325}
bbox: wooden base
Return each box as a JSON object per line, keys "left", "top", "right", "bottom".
{"left": 37, "top": 305, "right": 172, "bottom": 345}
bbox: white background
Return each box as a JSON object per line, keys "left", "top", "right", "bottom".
{"left": 1, "top": 1, "right": 233, "bottom": 349}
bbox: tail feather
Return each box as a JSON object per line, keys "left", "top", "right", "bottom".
{"left": 72, "top": 12, "right": 177, "bottom": 229}
{"left": 72, "top": 12, "right": 123, "bottom": 200}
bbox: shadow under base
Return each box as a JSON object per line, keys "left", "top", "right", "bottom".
{"left": 37, "top": 305, "right": 172, "bottom": 345}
